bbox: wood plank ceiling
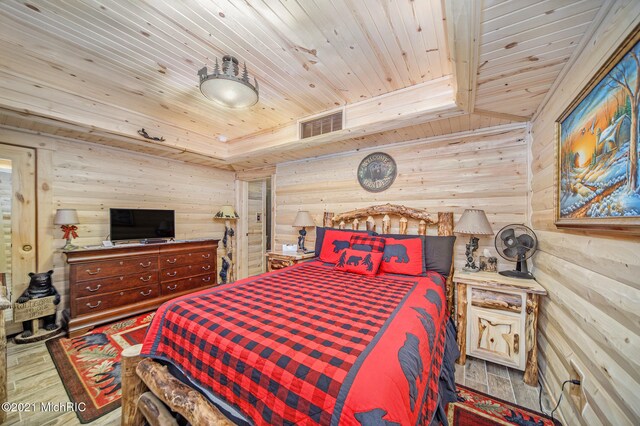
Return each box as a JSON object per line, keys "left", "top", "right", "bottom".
{"left": 0, "top": 0, "right": 606, "bottom": 169}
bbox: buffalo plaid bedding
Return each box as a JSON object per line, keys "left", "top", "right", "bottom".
{"left": 142, "top": 260, "right": 448, "bottom": 425}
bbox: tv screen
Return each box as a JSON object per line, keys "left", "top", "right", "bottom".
{"left": 110, "top": 209, "right": 175, "bottom": 241}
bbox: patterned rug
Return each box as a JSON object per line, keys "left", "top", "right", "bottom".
{"left": 46, "top": 313, "right": 154, "bottom": 423}
{"left": 448, "top": 384, "right": 561, "bottom": 425}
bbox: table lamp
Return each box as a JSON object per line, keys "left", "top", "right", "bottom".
{"left": 454, "top": 209, "right": 493, "bottom": 272}
{"left": 292, "top": 211, "right": 315, "bottom": 253}
{"left": 214, "top": 205, "right": 239, "bottom": 284}
{"left": 54, "top": 209, "right": 80, "bottom": 251}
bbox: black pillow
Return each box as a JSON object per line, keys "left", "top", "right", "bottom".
{"left": 424, "top": 235, "right": 456, "bottom": 277}
{"left": 375, "top": 233, "right": 456, "bottom": 278}
{"left": 314, "top": 227, "right": 373, "bottom": 256}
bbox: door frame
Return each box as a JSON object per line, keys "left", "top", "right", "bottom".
{"left": 235, "top": 172, "right": 276, "bottom": 280}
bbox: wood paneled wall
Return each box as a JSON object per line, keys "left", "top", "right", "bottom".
{"left": 0, "top": 126, "right": 235, "bottom": 321}
{"left": 274, "top": 124, "right": 529, "bottom": 270}
{"left": 529, "top": 2, "right": 640, "bottom": 424}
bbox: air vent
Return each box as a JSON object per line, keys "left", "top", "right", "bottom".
{"left": 300, "top": 111, "right": 343, "bottom": 139}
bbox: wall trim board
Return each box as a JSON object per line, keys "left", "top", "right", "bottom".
{"left": 276, "top": 122, "right": 528, "bottom": 168}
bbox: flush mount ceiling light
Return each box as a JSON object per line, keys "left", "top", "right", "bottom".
{"left": 198, "top": 55, "right": 259, "bottom": 108}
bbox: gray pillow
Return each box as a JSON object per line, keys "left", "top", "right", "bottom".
{"left": 424, "top": 235, "right": 456, "bottom": 277}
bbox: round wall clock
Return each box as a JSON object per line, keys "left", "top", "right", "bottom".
{"left": 357, "top": 152, "right": 397, "bottom": 193}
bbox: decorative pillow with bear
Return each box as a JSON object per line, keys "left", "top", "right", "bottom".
{"left": 349, "top": 235, "right": 386, "bottom": 253}
{"left": 334, "top": 248, "right": 384, "bottom": 276}
{"left": 314, "top": 227, "right": 373, "bottom": 256}
{"left": 379, "top": 236, "right": 426, "bottom": 276}
{"left": 319, "top": 229, "right": 358, "bottom": 264}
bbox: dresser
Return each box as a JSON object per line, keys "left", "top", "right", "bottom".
{"left": 454, "top": 269, "right": 547, "bottom": 385}
{"left": 65, "top": 240, "right": 218, "bottom": 337}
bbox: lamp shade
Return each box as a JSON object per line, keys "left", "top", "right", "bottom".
{"left": 54, "top": 209, "right": 79, "bottom": 225}
{"left": 454, "top": 209, "right": 493, "bottom": 235}
{"left": 292, "top": 211, "right": 316, "bottom": 228}
{"left": 214, "top": 205, "right": 239, "bottom": 220}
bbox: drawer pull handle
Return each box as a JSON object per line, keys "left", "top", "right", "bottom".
{"left": 140, "top": 276, "right": 152, "bottom": 282}
{"left": 140, "top": 289, "right": 152, "bottom": 296}
{"left": 140, "top": 261, "right": 152, "bottom": 268}
{"left": 202, "top": 277, "right": 211, "bottom": 282}
{"left": 202, "top": 253, "right": 211, "bottom": 259}
{"left": 86, "top": 301, "right": 101, "bottom": 309}
{"left": 86, "top": 268, "right": 101, "bottom": 275}
{"left": 85, "top": 284, "right": 102, "bottom": 292}
{"left": 167, "top": 271, "right": 177, "bottom": 277}
{"left": 202, "top": 265, "right": 211, "bottom": 271}
{"left": 166, "top": 258, "right": 177, "bottom": 264}
{"left": 167, "top": 284, "right": 177, "bottom": 290}
{"left": 514, "top": 334, "right": 520, "bottom": 354}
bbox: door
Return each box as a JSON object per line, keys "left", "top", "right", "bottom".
{"left": 0, "top": 144, "right": 37, "bottom": 322}
{"left": 247, "top": 180, "right": 267, "bottom": 276}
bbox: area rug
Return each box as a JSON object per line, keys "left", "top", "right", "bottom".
{"left": 46, "top": 313, "right": 154, "bottom": 423}
{"left": 448, "top": 384, "right": 561, "bottom": 426}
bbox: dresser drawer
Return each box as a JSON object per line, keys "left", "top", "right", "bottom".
{"left": 74, "top": 272, "right": 159, "bottom": 298}
{"left": 76, "top": 284, "right": 160, "bottom": 316}
{"left": 161, "top": 262, "right": 215, "bottom": 281}
{"left": 159, "top": 251, "right": 214, "bottom": 268}
{"left": 73, "top": 256, "right": 157, "bottom": 282}
{"left": 161, "top": 273, "right": 216, "bottom": 296}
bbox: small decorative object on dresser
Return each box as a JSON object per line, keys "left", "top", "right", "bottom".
{"left": 454, "top": 209, "right": 493, "bottom": 272}
{"left": 214, "top": 205, "right": 239, "bottom": 284}
{"left": 292, "top": 211, "right": 316, "bottom": 253}
{"left": 54, "top": 208, "right": 80, "bottom": 251}
{"left": 266, "top": 251, "right": 315, "bottom": 272}
{"left": 454, "top": 269, "right": 547, "bottom": 385}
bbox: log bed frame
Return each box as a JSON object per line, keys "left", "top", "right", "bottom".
{"left": 121, "top": 204, "right": 455, "bottom": 426}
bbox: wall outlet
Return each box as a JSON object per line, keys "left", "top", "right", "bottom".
{"left": 569, "top": 359, "right": 587, "bottom": 414}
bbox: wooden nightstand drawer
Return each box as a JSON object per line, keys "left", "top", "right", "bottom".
{"left": 471, "top": 287, "right": 523, "bottom": 313}
{"left": 468, "top": 306, "right": 524, "bottom": 369}
{"left": 266, "top": 251, "right": 315, "bottom": 272}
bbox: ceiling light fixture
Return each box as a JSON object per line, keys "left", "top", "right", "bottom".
{"left": 198, "top": 55, "right": 259, "bottom": 108}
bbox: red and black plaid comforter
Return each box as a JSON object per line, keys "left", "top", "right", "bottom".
{"left": 142, "top": 261, "right": 448, "bottom": 425}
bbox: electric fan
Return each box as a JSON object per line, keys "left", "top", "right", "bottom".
{"left": 494, "top": 224, "right": 538, "bottom": 279}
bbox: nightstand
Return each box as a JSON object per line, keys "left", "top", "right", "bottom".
{"left": 454, "top": 269, "right": 547, "bottom": 385}
{"left": 266, "top": 251, "right": 315, "bottom": 272}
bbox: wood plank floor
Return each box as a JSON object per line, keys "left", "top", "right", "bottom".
{"left": 6, "top": 339, "right": 549, "bottom": 425}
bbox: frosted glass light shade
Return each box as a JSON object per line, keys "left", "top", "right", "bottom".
{"left": 214, "top": 205, "right": 239, "bottom": 220}
{"left": 54, "top": 209, "right": 79, "bottom": 225}
{"left": 200, "top": 78, "right": 258, "bottom": 109}
{"left": 292, "top": 211, "right": 315, "bottom": 228}
{"left": 454, "top": 209, "right": 493, "bottom": 235}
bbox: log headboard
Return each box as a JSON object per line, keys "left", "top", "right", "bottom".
{"left": 323, "top": 203, "right": 455, "bottom": 314}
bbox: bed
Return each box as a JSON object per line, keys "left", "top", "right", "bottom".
{"left": 121, "top": 204, "right": 459, "bottom": 426}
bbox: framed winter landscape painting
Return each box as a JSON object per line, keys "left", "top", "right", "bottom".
{"left": 556, "top": 25, "right": 640, "bottom": 232}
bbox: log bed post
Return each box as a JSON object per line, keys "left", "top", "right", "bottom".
{"left": 121, "top": 344, "right": 148, "bottom": 426}
{"left": 437, "top": 212, "right": 455, "bottom": 316}
{"left": 323, "top": 212, "right": 334, "bottom": 227}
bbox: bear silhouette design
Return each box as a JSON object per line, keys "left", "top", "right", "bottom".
{"left": 16, "top": 270, "right": 60, "bottom": 338}
{"left": 362, "top": 254, "right": 374, "bottom": 271}
{"left": 355, "top": 408, "right": 400, "bottom": 425}
{"left": 383, "top": 245, "right": 409, "bottom": 263}
{"left": 347, "top": 255, "right": 363, "bottom": 266}
{"left": 398, "top": 333, "right": 423, "bottom": 411}
{"left": 332, "top": 240, "right": 350, "bottom": 253}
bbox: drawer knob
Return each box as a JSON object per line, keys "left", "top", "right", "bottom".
{"left": 167, "top": 271, "right": 177, "bottom": 277}
{"left": 202, "top": 277, "right": 211, "bottom": 282}
{"left": 167, "top": 258, "right": 177, "bottom": 264}
{"left": 140, "top": 261, "right": 152, "bottom": 268}
{"left": 86, "top": 301, "right": 101, "bottom": 309}
{"left": 140, "top": 275, "right": 152, "bottom": 282}
{"left": 167, "top": 284, "right": 178, "bottom": 291}
{"left": 514, "top": 334, "right": 520, "bottom": 354}
{"left": 202, "top": 253, "right": 211, "bottom": 259}
{"left": 140, "top": 289, "right": 152, "bottom": 296}
{"left": 202, "top": 265, "right": 211, "bottom": 271}
{"left": 85, "top": 284, "right": 102, "bottom": 292}
{"left": 85, "top": 268, "right": 101, "bottom": 275}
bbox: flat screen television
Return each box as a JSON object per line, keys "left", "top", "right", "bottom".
{"left": 110, "top": 208, "right": 175, "bottom": 241}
